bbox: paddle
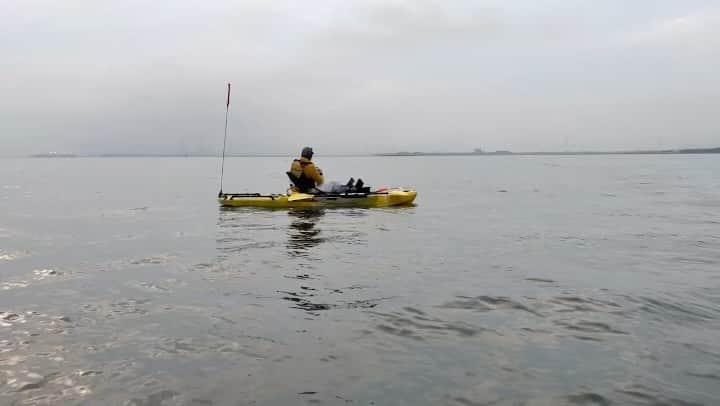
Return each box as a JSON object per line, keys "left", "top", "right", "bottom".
{"left": 288, "top": 193, "right": 315, "bottom": 202}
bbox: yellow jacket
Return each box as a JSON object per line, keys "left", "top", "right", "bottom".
{"left": 290, "top": 157, "right": 324, "bottom": 188}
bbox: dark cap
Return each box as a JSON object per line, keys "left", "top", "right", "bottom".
{"left": 301, "top": 146, "right": 314, "bottom": 158}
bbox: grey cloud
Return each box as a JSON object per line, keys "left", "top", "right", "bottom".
{"left": 1, "top": 1, "right": 718, "bottom": 156}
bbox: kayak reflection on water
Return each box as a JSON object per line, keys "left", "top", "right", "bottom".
{"left": 286, "top": 209, "right": 325, "bottom": 257}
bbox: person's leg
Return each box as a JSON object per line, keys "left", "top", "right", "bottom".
{"left": 317, "top": 181, "right": 343, "bottom": 193}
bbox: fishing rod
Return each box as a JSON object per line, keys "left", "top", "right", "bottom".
{"left": 218, "top": 82, "right": 231, "bottom": 197}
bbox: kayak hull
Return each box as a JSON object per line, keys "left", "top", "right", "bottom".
{"left": 218, "top": 189, "right": 417, "bottom": 208}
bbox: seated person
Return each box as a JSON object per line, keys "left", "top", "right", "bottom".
{"left": 287, "top": 147, "right": 371, "bottom": 194}
{"left": 288, "top": 147, "right": 324, "bottom": 193}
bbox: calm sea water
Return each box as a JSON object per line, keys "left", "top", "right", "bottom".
{"left": 1, "top": 155, "right": 719, "bottom": 405}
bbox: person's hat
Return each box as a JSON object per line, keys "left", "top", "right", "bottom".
{"left": 301, "top": 146, "right": 314, "bottom": 158}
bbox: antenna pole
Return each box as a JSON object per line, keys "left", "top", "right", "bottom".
{"left": 219, "top": 82, "right": 231, "bottom": 197}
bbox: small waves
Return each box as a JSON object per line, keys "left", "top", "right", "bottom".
{"left": 371, "top": 308, "right": 486, "bottom": 341}
{"left": 621, "top": 293, "right": 720, "bottom": 325}
{"left": 440, "top": 295, "right": 544, "bottom": 317}
{"left": 2, "top": 269, "right": 68, "bottom": 292}
{"left": 0, "top": 249, "right": 29, "bottom": 261}
{"left": 369, "top": 289, "right": 720, "bottom": 352}
{"left": 564, "top": 393, "right": 612, "bottom": 406}
{"left": 0, "top": 310, "right": 89, "bottom": 405}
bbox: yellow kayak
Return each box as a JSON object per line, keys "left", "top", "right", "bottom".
{"left": 218, "top": 188, "right": 417, "bottom": 208}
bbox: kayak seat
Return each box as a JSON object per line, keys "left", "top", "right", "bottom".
{"left": 286, "top": 171, "right": 324, "bottom": 194}
{"left": 286, "top": 171, "right": 298, "bottom": 186}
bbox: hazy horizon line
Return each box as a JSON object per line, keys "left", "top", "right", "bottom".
{"left": 13, "top": 145, "right": 720, "bottom": 159}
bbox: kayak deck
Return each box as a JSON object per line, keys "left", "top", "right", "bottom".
{"left": 218, "top": 188, "right": 417, "bottom": 208}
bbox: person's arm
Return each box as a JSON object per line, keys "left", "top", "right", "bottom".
{"left": 305, "top": 163, "right": 324, "bottom": 186}
{"left": 290, "top": 160, "right": 302, "bottom": 178}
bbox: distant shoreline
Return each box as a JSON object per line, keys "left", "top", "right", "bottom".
{"left": 22, "top": 146, "right": 720, "bottom": 158}
{"left": 375, "top": 147, "right": 720, "bottom": 157}
{"left": 25, "top": 153, "right": 370, "bottom": 158}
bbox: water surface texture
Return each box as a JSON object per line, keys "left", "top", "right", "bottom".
{"left": 1, "top": 156, "right": 719, "bottom": 405}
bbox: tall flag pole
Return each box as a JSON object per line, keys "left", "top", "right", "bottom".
{"left": 219, "top": 82, "right": 231, "bottom": 197}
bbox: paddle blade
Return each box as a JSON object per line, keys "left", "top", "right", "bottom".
{"left": 288, "top": 193, "right": 315, "bottom": 202}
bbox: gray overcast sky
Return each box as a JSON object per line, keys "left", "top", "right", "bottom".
{"left": 2, "top": 0, "right": 718, "bottom": 155}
